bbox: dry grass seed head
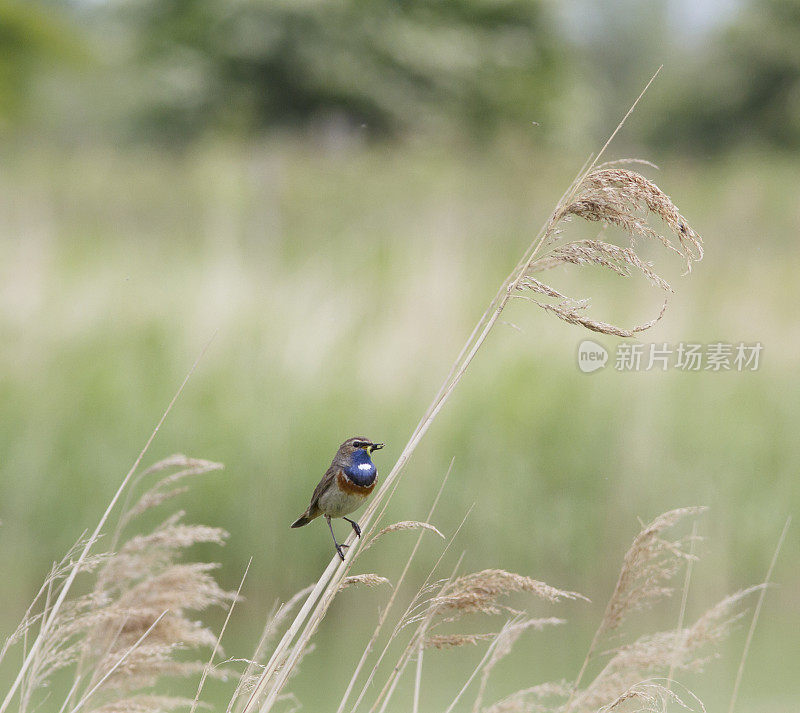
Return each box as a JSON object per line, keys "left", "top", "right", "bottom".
{"left": 338, "top": 574, "right": 392, "bottom": 591}
{"left": 600, "top": 680, "right": 705, "bottom": 713}
{"left": 90, "top": 694, "right": 209, "bottom": 713}
{"left": 362, "top": 521, "right": 444, "bottom": 552}
{"left": 433, "top": 569, "right": 587, "bottom": 620}
{"left": 571, "top": 586, "right": 761, "bottom": 713}
{"left": 519, "top": 167, "right": 703, "bottom": 337}
{"left": 483, "top": 681, "right": 573, "bottom": 713}
{"left": 122, "top": 456, "right": 224, "bottom": 527}
{"left": 598, "top": 507, "right": 706, "bottom": 639}
{"left": 424, "top": 633, "right": 496, "bottom": 650}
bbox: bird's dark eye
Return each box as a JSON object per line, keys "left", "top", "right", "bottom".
{"left": 353, "top": 440, "right": 367, "bottom": 448}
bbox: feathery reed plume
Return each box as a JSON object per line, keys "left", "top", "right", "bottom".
{"left": 566, "top": 507, "right": 705, "bottom": 710}
{"left": 424, "top": 633, "right": 496, "bottom": 649}
{"left": 597, "top": 507, "right": 705, "bottom": 638}
{"left": 569, "top": 586, "right": 762, "bottom": 713}
{"left": 240, "top": 72, "right": 705, "bottom": 713}
{"left": 90, "top": 694, "right": 209, "bottom": 713}
{"left": 371, "top": 567, "right": 584, "bottom": 713}
{"left": 520, "top": 165, "right": 703, "bottom": 336}
{"left": 484, "top": 681, "right": 573, "bottom": 713}
{"left": 4, "top": 455, "right": 234, "bottom": 713}
{"left": 1, "top": 337, "right": 216, "bottom": 713}
{"left": 118, "top": 455, "right": 224, "bottom": 533}
{"left": 338, "top": 574, "right": 392, "bottom": 591}
{"left": 560, "top": 510, "right": 767, "bottom": 713}
{"left": 599, "top": 680, "right": 705, "bottom": 713}
{"left": 431, "top": 570, "right": 586, "bottom": 620}
{"left": 476, "top": 511, "right": 762, "bottom": 713}
{"left": 361, "top": 521, "right": 444, "bottom": 551}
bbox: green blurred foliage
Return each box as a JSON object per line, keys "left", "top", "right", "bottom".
{"left": 103, "top": 0, "right": 566, "bottom": 142}
{"left": 647, "top": 0, "right": 800, "bottom": 154}
{"left": 0, "top": 0, "right": 85, "bottom": 126}
{"left": 6, "top": 0, "right": 800, "bottom": 155}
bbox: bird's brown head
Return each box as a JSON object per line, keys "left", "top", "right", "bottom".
{"left": 338, "top": 436, "right": 385, "bottom": 456}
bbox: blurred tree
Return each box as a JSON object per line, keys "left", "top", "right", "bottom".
{"left": 0, "top": 0, "right": 85, "bottom": 129}
{"left": 108, "top": 0, "right": 569, "bottom": 142}
{"left": 647, "top": 0, "right": 800, "bottom": 154}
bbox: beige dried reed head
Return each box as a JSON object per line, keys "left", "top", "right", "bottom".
{"left": 518, "top": 166, "right": 703, "bottom": 337}
{"left": 598, "top": 507, "right": 706, "bottom": 638}
{"left": 483, "top": 681, "right": 573, "bottom": 713}
{"left": 338, "top": 574, "right": 392, "bottom": 591}
{"left": 7, "top": 455, "right": 235, "bottom": 713}
{"left": 432, "top": 569, "right": 588, "bottom": 620}
{"left": 361, "top": 520, "right": 444, "bottom": 552}
{"left": 571, "top": 586, "right": 760, "bottom": 713}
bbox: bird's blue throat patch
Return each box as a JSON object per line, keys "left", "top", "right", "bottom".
{"left": 344, "top": 449, "right": 377, "bottom": 486}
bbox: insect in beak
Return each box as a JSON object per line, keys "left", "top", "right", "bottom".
{"left": 369, "top": 442, "right": 385, "bottom": 453}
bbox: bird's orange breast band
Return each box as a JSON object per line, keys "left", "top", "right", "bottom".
{"left": 337, "top": 470, "right": 376, "bottom": 496}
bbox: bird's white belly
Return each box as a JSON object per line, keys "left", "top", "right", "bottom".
{"left": 317, "top": 486, "right": 366, "bottom": 518}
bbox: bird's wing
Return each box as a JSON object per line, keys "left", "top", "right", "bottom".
{"left": 307, "top": 465, "right": 340, "bottom": 510}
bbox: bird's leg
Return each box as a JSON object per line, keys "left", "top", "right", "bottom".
{"left": 326, "top": 515, "right": 348, "bottom": 561}
{"left": 343, "top": 517, "right": 361, "bottom": 538}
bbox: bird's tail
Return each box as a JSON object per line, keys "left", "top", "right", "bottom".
{"left": 290, "top": 512, "right": 313, "bottom": 528}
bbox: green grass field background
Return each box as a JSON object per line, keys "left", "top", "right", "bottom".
{"left": 0, "top": 137, "right": 797, "bottom": 711}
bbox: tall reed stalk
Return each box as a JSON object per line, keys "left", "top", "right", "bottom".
{"left": 242, "top": 66, "right": 707, "bottom": 713}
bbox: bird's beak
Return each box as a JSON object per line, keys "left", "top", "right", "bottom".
{"left": 369, "top": 442, "right": 385, "bottom": 453}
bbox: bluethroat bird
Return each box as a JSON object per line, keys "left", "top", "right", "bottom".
{"left": 291, "top": 436, "right": 384, "bottom": 560}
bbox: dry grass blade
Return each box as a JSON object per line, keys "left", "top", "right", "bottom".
{"left": 0, "top": 540, "right": 110, "bottom": 669}
{"left": 667, "top": 523, "right": 698, "bottom": 690}
{"left": 371, "top": 557, "right": 467, "bottom": 713}
{"left": 473, "top": 618, "right": 566, "bottom": 713}
{"left": 343, "top": 497, "right": 469, "bottom": 713}
{"left": 191, "top": 558, "right": 252, "bottom": 713}
{"left": 728, "top": 516, "right": 790, "bottom": 713}
{"left": 443, "top": 621, "right": 512, "bottom": 713}
{"left": 336, "top": 460, "right": 454, "bottom": 713}
{"left": 228, "top": 583, "right": 315, "bottom": 713}
{"left": 338, "top": 575, "right": 392, "bottom": 591}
